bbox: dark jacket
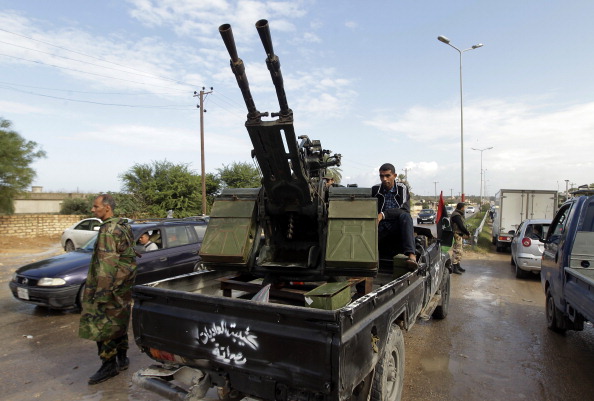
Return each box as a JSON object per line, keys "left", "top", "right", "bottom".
{"left": 451, "top": 209, "right": 470, "bottom": 236}
{"left": 372, "top": 182, "right": 410, "bottom": 219}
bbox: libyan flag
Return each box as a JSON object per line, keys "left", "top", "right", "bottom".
{"left": 435, "top": 191, "right": 454, "bottom": 251}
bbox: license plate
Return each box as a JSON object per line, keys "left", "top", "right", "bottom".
{"left": 17, "top": 287, "right": 29, "bottom": 300}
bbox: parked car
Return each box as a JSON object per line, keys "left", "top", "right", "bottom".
{"left": 9, "top": 217, "right": 208, "bottom": 310}
{"left": 510, "top": 218, "right": 552, "bottom": 278}
{"left": 417, "top": 208, "right": 436, "bottom": 224}
{"left": 60, "top": 218, "right": 102, "bottom": 252}
{"left": 466, "top": 206, "right": 476, "bottom": 214}
{"left": 445, "top": 205, "right": 454, "bottom": 216}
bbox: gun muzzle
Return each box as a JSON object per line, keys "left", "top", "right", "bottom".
{"left": 255, "top": 19, "right": 292, "bottom": 121}
{"left": 219, "top": 23, "right": 264, "bottom": 124}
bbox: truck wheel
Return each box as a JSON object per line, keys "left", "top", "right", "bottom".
{"left": 546, "top": 289, "right": 567, "bottom": 334}
{"left": 432, "top": 271, "right": 450, "bottom": 319}
{"left": 371, "top": 324, "right": 404, "bottom": 401}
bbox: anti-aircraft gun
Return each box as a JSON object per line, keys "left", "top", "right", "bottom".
{"left": 200, "top": 20, "right": 379, "bottom": 280}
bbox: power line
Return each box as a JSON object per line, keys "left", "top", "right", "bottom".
{"left": 0, "top": 27, "right": 202, "bottom": 88}
{"left": 0, "top": 80, "right": 184, "bottom": 96}
{"left": 0, "top": 84, "right": 192, "bottom": 109}
{"left": 0, "top": 52, "right": 190, "bottom": 92}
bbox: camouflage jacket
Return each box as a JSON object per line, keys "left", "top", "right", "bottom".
{"left": 79, "top": 217, "right": 137, "bottom": 342}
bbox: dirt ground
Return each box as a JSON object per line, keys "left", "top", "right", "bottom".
{"left": 0, "top": 235, "right": 61, "bottom": 252}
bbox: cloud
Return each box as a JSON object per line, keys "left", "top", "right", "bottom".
{"left": 361, "top": 98, "right": 594, "bottom": 194}
{"left": 0, "top": 100, "right": 48, "bottom": 115}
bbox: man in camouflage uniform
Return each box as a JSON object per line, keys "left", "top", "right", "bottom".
{"left": 79, "top": 194, "right": 137, "bottom": 385}
{"left": 450, "top": 202, "right": 471, "bottom": 274}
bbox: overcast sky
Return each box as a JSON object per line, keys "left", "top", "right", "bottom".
{"left": 1, "top": 0, "right": 593, "bottom": 199}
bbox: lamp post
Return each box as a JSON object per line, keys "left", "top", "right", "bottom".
{"left": 437, "top": 35, "right": 484, "bottom": 203}
{"left": 471, "top": 146, "right": 493, "bottom": 207}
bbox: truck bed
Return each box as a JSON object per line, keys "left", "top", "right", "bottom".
{"left": 132, "top": 267, "right": 425, "bottom": 401}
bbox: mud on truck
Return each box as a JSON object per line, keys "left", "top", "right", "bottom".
{"left": 131, "top": 20, "right": 453, "bottom": 401}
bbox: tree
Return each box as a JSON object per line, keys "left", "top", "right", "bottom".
{"left": 0, "top": 118, "right": 46, "bottom": 214}
{"left": 217, "top": 162, "right": 261, "bottom": 189}
{"left": 120, "top": 160, "right": 220, "bottom": 218}
{"left": 60, "top": 195, "right": 95, "bottom": 215}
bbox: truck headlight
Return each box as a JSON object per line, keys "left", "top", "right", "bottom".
{"left": 37, "top": 278, "right": 67, "bottom": 286}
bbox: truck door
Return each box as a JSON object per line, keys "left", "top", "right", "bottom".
{"left": 542, "top": 202, "right": 573, "bottom": 292}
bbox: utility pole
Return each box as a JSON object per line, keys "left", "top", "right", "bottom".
{"left": 565, "top": 179, "right": 569, "bottom": 200}
{"left": 403, "top": 167, "right": 411, "bottom": 183}
{"left": 194, "top": 87, "right": 213, "bottom": 216}
{"left": 433, "top": 181, "right": 439, "bottom": 202}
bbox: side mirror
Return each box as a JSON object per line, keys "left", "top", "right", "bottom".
{"left": 93, "top": 226, "right": 100, "bottom": 231}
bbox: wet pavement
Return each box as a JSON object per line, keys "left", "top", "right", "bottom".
{"left": 2, "top": 244, "right": 594, "bottom": 400}
{"left": 402, "top": 251, "right": 594, "bottom": 401}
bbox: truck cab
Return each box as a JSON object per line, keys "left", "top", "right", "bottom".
{"left": 541, "top": 194, "right": 594, "bottom": 332}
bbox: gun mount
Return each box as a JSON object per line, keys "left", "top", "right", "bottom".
{"left": 200, "top": 20, "right": 377, "bottom": 280}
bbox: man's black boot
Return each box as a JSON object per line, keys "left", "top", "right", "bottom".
{"left": 452, "top": 264, "right": 462, "bottom": 275}
{"left": 457, "top": 264, "right": 466, "bottom": 272}
{"left": 117, "top": 349, "right": 129, "bottom": 371}
{"left": 88, "top": 358, "right": 119, "bottom": 385}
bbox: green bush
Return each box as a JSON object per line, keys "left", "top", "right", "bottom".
{"left": 60, "top": 197, "right": 93, "bottom": 215}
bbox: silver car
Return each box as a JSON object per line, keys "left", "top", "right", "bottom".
{"left": 60, "top": 218, "right": 102, "bottom": 252}
{"left": 510, "top": 218, "right": 551, "bottom": 278}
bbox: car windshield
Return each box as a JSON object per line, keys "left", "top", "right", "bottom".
{"left": 81, "top": 236, "right": 97, "bottom": 251}
{"left": 421, "top": 209, "right": 433, "bottom": 213}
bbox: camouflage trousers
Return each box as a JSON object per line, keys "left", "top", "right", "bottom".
{"left": 96, "top": 334, "right": 128, "bottom": 362}
{"left": 452, "top": 233, "right": 464, "bottom": 265}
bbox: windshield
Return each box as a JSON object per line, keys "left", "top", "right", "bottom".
{"left": 81, "top": 236, "right": 97, "bottom": 251}
{"left": 421, "top": 209, "right": 434, "bottom": 214}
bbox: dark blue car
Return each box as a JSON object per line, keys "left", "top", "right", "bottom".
{"left": 9, "top": 218, "right": 207, "bottom": 310}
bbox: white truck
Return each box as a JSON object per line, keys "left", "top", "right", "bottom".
{"left": 492, "top": 189, "right": 558, "bottom": 252}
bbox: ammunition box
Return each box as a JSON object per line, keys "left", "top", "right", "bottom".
{"left": 304, "top": 281, "right": 351, "bottom": 310}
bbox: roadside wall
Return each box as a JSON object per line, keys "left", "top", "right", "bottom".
{"left": 0, "top": 214, "right": 85, "bottom": 238}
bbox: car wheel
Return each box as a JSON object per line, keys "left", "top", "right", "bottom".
{"left": 546, "top": 288, "right": 566, "bottom": 333}
{"left": 371, "top": 323, "right": 405, "bottom": 401}
{"left": 510, "top": 254, "right": 515, "bottom": 265}
{"left": 432, "top": 270, "right": 450, "bottom": 319}
{"left": 515, "top": 263, "right": 528, "bottom": 279}
{"left": 76, "top": 282, "right": 86, "bottom": 310}
{"left": 65, "top": 240, "right": 75, "bottom": 252}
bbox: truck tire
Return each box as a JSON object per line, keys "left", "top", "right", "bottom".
{"left": 371, "top": 324, "right": 404, "bottom": 401}
{"left": 546, "top": 289, "right": 567, "bottom": 334}
{"left": 432, "top": 271, "right": 450, "bottom": 319}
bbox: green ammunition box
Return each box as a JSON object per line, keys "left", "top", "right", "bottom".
{"left": 325, "top": 198, "right": 378, "bottom": 270}
{"left": 199, "top": 197, "right": 256, "bottom": 265}
{"left": 304, "top": 281, "right": 351, "bottom": 310}
{"left": 393, "top": 254, "right": 410, "bottom": 279}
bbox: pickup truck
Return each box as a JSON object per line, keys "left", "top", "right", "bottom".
{"left": 131, "top": 226, "right": 451, "bottom": 401}
{"left": 541, "top": 192, "right": 594, "bottom": 333}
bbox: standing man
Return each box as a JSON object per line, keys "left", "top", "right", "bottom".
{"left": 450, "top": 202, "right": 471, "bottom": 274}
{"left": 79, "top": 194, "right": 137, "bottom": 385}
{"left": 372, "top": 163, "right": 417, "bottom": 269}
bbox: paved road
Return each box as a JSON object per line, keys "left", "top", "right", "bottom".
{"left": 402, "top": 250, "right": 594, "bottom": 401}
{"left": 2, "top": 244, "right": 594, "bottom": 400}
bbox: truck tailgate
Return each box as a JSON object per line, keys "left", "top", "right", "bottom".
{"left": 132, "top": 269, "right": 424, "bottom": 400}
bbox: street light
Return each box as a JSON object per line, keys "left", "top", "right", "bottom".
{"left": 437, "top": 35, "right": 484, "bottom": 203}
{"left": 471, "top": 146, "right": 493, "bottom": 207}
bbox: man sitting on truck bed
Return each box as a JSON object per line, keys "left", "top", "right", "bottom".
{"left": 372, "top": 163, "right": 417, "bottom": 269}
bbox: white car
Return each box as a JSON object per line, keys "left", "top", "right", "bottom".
{"left": 510, "top": 218, "right": 552, "bottom": 278}
{"left": 60, "top": 218, "right": 102, "bottom": 252}
{"left": 466, "top": 206, "right": 476, "bottom": 214}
